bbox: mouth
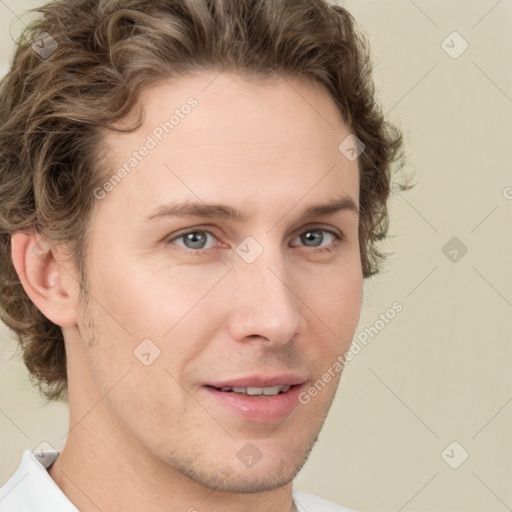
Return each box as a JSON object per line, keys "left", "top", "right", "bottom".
{"left": 202, "top": 378, "right": 306, "bottom": 422}
{"left": 211, "top": 385, "right": 292, "bottom": 396}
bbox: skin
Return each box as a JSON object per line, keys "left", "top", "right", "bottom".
{"left": 11, "top": 71, "right": 363, "bottom": 512}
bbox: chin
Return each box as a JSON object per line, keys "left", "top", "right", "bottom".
{"left": 164, "top": 436, "right": 316, "bottom": 493}
{"left": 185, "top": 458, "right": 300, "bottom": 493}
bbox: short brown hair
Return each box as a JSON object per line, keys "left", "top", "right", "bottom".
{"left": 0, "top": 0, "right": 407, "bottom": 401}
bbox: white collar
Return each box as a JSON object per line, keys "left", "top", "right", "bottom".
{"left": 0, "top": 450, "right": 78, "bottom": 512}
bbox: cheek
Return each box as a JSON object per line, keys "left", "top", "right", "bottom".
{"left": 88, "top": 258, "right": 194, "bottom": 340}
{"left": 335, "top": 270, "right": 363, "bottom": 323}
{"left": 83, "top": 259, "right": 221, "bottom": 382}
{"left": 296, "top": 272, "right": 362, "bottom": 408}
{"left": 307, "top": 267, "right": 363, "bottom": 352}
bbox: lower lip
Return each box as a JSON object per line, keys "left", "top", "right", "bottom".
{"left": 202, "top": 385, "right": 304, "bottom": 423}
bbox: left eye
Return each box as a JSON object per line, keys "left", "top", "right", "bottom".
{"left": 169, "top": 228, "right": 341, "bottom": 251}
{"left": 293, "top": 229, "right": 340, "bottom": 249}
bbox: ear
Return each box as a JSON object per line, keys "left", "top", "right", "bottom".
{"left": 10, "top": 231, "right": 79, "bottom": 327}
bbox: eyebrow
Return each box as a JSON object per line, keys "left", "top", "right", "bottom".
{"left": 145, "top": 196, "right": 359, "bottom": 223}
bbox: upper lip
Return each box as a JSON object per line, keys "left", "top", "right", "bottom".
{"left": 206, "top": 374, "right": 307, "bottom": 389}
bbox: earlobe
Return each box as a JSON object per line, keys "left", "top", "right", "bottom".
{"left": 10, "top": 231, "right": 79, "bottom": 327}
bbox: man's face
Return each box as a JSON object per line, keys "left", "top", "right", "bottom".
{"left": 72, "top": 72, "right": 362, "bottom": 492}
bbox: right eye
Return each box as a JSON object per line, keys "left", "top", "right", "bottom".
{"left": 167, "top": 229, "right": 220, "bottom": 252}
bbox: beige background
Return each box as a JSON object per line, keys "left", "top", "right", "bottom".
{"left": 1, "top": 1, "right": 511, "bottom": 511}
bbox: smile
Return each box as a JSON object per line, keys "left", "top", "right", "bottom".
{"left": 202, "top": 383, "right": 305, "bottom": 422}
{"left": 216, "top": 385, "right": 291, "bottom": 396}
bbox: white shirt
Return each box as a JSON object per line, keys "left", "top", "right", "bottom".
{"left": 0, "top": 450, "right": 356, "bottom": 512}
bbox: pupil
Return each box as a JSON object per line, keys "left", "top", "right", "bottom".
{"left": 303, "top": 230, "right": 322, "bottom": 247}
{"left": 185, "top": 232, "right": 205, "bottom": 249}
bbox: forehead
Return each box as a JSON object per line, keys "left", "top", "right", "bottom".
{"left": 97, "top": 71, "right": 359, "bottom": 223}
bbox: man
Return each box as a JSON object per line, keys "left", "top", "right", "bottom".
{"left": 0, "top": 0, "right": 404, "bottom": 510}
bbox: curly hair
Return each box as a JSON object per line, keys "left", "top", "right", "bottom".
{"left": 0, "top": 0, "right": 407, "bottom": 401}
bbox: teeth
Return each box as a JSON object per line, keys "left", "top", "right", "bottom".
{"left": 246, "top": 387, "right": 263, "bottom": 395}
{"left": 218, "top": 385, "right": 291, "bottom": 396}
{"left": 263, "top": 386, "right": 287, "bottom": 396}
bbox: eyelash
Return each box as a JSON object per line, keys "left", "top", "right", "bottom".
{"left": 166, "top": 227, "right": 345, "bottom": 255}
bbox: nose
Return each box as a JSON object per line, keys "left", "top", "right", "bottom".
{"left": 226, "top": 243, "right": 302, "bottom": 347}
